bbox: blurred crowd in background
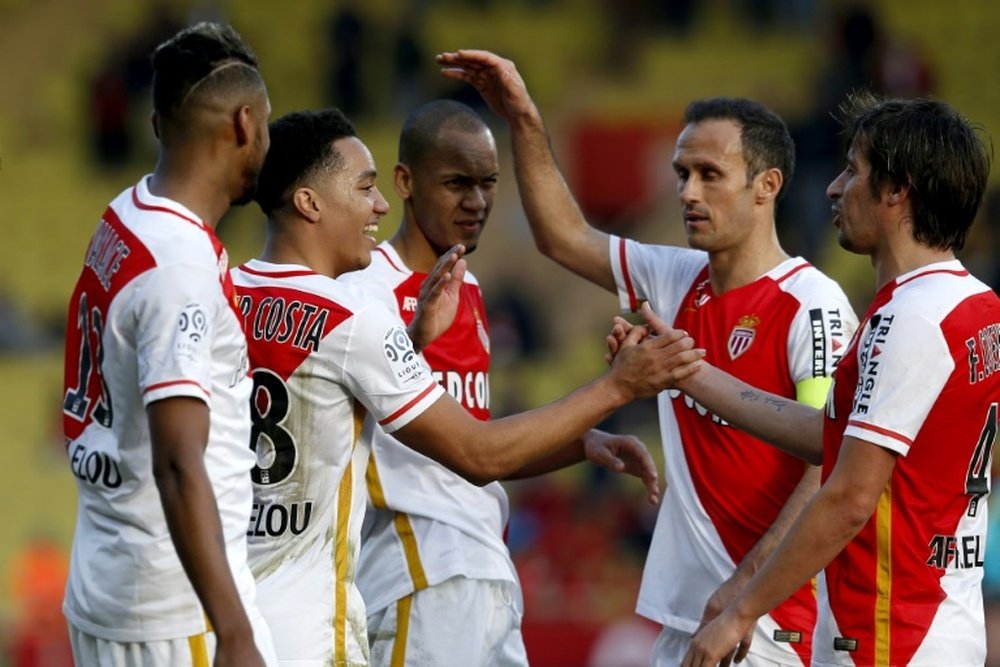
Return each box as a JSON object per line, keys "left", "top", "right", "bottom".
{"left": 3, "top": 0, "right": 1000, "bottom": 665}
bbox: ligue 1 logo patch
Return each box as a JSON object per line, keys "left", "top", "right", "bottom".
{"left": 727, "top": 314, "right": 760, "bottom": 360}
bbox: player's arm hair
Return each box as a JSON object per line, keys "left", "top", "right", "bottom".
{"left": 148, "top": 397, "right": 257, "bottom": 645}
{"left": 508, "top": 105, "right": 616, "bottom": 292}
{"left": 678, "top": 363, "right": 825, "bottom": 464}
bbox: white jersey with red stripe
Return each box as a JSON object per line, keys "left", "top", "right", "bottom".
{"left": 62, "top": 177, "right": 258, "bottom": 643}
{"left": 609, "top": 236, "right": 857, "bottom": 664}
{"left": 348, "top": 242, "right": 516, "bottom": 616}
{"left": 817, "top": 260, "right": 998, "bottom": 666}
{"left": 232, "top": 259, "right": 445, "bottom": 666}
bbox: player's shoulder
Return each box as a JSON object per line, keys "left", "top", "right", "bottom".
{"left": 888, "top": 260, "right": 997, "bottom": 322}
{"left": 618, "top": 236, "right": 704, "bottom": 264}
{"left": 111, "top": 179, "right": 217, "bottom": 269}
{"left": 773, "top": 257, "right": 850, "bottom": 303}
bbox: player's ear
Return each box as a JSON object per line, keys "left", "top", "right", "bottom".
{"left": 234, "top": 104, "right": 254, "bottom": 147}
{"left": 292, "top": 187, "right": 321, "bottom": 223}
{"left": 150, "top": 111, "right": 160, "bottom": 139}
{"left": 394, "top": 162, "right": 413, "bottom": 200}
{"left": 755, "top": 167, "right": 783, "bottom": 205}
{"left": 885, "top": 181, "right": 911, "bottom": 207}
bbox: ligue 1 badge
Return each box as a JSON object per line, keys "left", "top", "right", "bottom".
{"left": 728, "top": 314, "right": 760, "bottom": 360}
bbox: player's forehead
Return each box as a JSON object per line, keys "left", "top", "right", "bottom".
{"left": 672, "top": 119, "right": 746, "bottom": 170}
{"left": 334, "top": 136, "right": 377, "bottom": 180}
{"left": 423, "top": 127, "right": 499, "bottom": 177}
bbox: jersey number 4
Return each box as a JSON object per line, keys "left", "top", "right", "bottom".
{"left": 966, "top": 402, "right": 996, "bottom": 518}
{"left": 63, "top": 292, "right": 113, "bottom": 428}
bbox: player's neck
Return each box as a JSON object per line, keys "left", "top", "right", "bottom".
{"left": 259, "top": 223, "right": 334, "bottom": 277}
{"left": 389, "top": 219, "right": 437, "bottom": 274}
{"left": 148, "top": 158, "right": 230, "bottom": 229}
{"left": 708, "top": 239, "right": 789, "bottom": 294}
{"left": 872, "top": 239, "right": 955, "bottom": 291}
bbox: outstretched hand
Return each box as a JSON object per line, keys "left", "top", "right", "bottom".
{"left": 407, "top": 244, "right": 467, "bottom": 352}
{"left": 609, "top": 313, "right": 705, "bottom": 401}
{"left": 436, "top": 50, "right": 536, "bottom": 122}
{"left": 581, "top": 429, "right": 661, "bottom": 504}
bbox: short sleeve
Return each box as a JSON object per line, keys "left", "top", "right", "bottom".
{"left": 844, "top": 307, "right": 953, "bottom": 456}
{"left": 339, "top": 301, "right": 445, "bottom": 433}
{"left": 134, "top": 263, "right": 221, "bottom": 406}
{"left": 785, "top": 274, "right": 859, "bottom": 385}
{"left": 608, "top": 235, "right": 707, "bottom": 316}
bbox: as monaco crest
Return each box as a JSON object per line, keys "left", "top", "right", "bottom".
{"left": 728, "top": 314, "right": 760, "bottom": 360}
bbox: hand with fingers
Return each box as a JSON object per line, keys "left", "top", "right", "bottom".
{"left": 407, "top": 244, "right": 467, "bottom": 352}
{"left": 682, "top": 607, "right": 756, "bottom": 667}
{"left": 581, "top": 429, "right": 661, "bottom": 504}
{"left": 604, "top": 315, "right": 638, "bottom": 365}
{"left": 608, "top": 317, "right": 704, "bottom": 400}
{"left": 436, "top": 49, "right": 536, "bottom": 123}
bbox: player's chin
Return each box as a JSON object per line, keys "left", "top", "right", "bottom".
{"left": 357, "top": 248, "right": 374, "bottom": 270}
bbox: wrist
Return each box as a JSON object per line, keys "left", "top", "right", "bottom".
{"left": 600, "top": 372, "right": 634, "bottom": 409}
{"left": 510, "top": 106, "right": 545, "bottom": 134}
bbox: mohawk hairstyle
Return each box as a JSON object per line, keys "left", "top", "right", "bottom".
{"left": 151, "top": 22, "right": 262, "bottom": 121}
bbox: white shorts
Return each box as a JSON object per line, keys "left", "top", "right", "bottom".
{"left": 68, "top": 608, "right": 277, "bottom": 667}
{"left": 368, "top": 576, "right": 528, "bottom": 667}
{"left": 651, "top": 624, "right": 803, "bottom": 667}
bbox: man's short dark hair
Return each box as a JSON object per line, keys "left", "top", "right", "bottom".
{"left": 398, "top": 99, "right": 488, "bottom": 167}
{"left": 840, "top": 92, "right": 992, "bottom": 252}
{"left": 684, "top": 97, "right": 795, "bottom": 201}
{"left": 151, "top": 22, "right": 263, "bottom": 123}
{"left": 255, "top": 108, "right": 357, "bottom": 215}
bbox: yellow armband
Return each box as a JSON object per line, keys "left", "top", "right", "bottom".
{"left": 795, "top": 376, "right": 833, "bottom": 409}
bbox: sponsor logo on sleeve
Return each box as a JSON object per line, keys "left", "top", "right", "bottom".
{"left": 176, "top": 303, "right": 208, "bottom": 358}
{"left": 383, "top": 326, "right": 425, "bottom": 385}
{"left": 852, "top": 313, "right": 894, "bottom": 415}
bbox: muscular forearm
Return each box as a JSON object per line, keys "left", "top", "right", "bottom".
{"left": 156, "top": 463, "right": 253, "bottom": 641}
{"left": 402, "top": 373, "right": 630, "bottom": 484}
{"left": 504, "top": 436, "right": 587, "bottom": 479}
{"left": 679, "top": 364, "right": 824, "bottom": 464}
{"left": 735, "top": 465, "right": 821, "bottom": 579}
{"left": 508, "top": 111, "right": 616, "bottom": 291}
{"left": 730, "top": 480, "right": 870, "bottom": 624}
{"left": 149, "top": 399, "right": 254, "bottom": 644}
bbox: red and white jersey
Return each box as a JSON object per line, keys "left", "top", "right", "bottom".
{"left": 610, "top": 236, "right": 857, "bottom": 664}
{"left": 347, "top": 242, "right": 516, "bottom": 616}
{"left": 817, "top": 260, "right": 998, "bottom": 666}
{"left": 232, "top": 259, "right": 445, "bottom": 666}
{"left": 61, "top": 177, "right": 257, "bottom": 642}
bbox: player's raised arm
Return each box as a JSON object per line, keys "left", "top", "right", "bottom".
{"left": 437, "top": 49, "right": 615, "bottom": 292}
{"left": 394, "top": 322, "right": 702, "bottom": 485}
